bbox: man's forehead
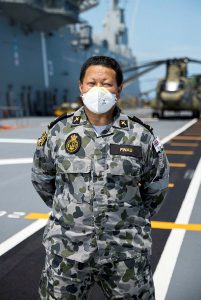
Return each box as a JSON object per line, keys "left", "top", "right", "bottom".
{"left": 85, "top": 65, "right": 116, "bottom": 77}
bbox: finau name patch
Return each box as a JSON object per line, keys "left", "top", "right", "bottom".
{"left": 110, "top": 144, "right": 142, "bottom": 157}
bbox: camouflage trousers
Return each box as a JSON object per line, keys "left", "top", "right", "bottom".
{"left": 39, "top": 250, "right": 155, "bottom": 300}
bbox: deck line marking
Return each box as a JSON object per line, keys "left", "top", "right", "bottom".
{"left": 25, "top": 213, "right": 49, "bottom": 219}
{"left": 0, "top": 158, "right": 33, "bottom": 165}
{"left": 166, "top": 150, "right": 194, "bottom": 155}
{"left": 153, "top": 158, "right": 201, "bottom": 300}
{"left": 151, "top": 221, "right": 201, "bottom": 231}
{"left": 173, "top": 136, "right": 201, "bottom": 141}
{"left": 0, "top": 219, "right": 48, "bottom": 256}
{"left": 24, "top": 213, "right": 201, "bottom": 231}
{"left": 0, "top": 138, "right": 36, "bottom": 144}
{"left": 160, "top": 119, "right": 197, "bottom": 144}
{"left": 170, "top": 142, "right": 199, "bottom": 147}
{"left": 169, "top": 163, "right": 186, "bottom": 167}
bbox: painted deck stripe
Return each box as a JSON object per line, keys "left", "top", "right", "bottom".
{"left": 170, "top": 142, "right": 199, "bottom": 147}
{"left": 0, "top": 158, "right": 33, "bottom": 165}
{"left": 25, "top": 213, "right": 201, "bottom": 232}
{"left": 166, "top": 150, "right": 194, "bottom": 155}
{"left": 0, "top": 219, "right": 48, "bottom": 256}
{"left": 0, "top": 138, "right": 36, "bottom": 144}
{"left": 173, "top": 136, "right": 201, "bottom": 140}
{"left": 160, "top": 119, "right": 197, "bottom": 144}
{"left": 151, "top": 221, "right": 201, "bottom": 231}
{"left": 25, "top": 212, "right": 201, "bottom": 232}
{"left": 153, "top": 158, "right": 201, "bottom": 300}
{"left": 25, "top": 213, "right": 49, "bottom": 220}
{"left": 169, "top": 163, "right": 186, "bottom": 167}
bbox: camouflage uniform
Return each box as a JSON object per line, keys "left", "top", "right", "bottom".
{"left": 32, "top": 106, "right": 169, "bottom": 300}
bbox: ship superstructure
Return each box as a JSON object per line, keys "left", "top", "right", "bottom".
{"left": 0, "top": 0, "right": 140, "bottom": 116}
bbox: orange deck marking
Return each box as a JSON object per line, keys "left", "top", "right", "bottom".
{"left": 25, "top": 214, "right": 201, "bottom": 231}
{"left": 169, "top": 163, "right": 186, "bottom": 167}
{"left": 166, "top": 150, "right": 194, "bottom": 155}
{"left": 25, "top": 213, "right": 49, "bottom": 220}
{"left": 151, "top": 221, "right": 201, "bottom": 231}
{"left": 173, "top": 136, "right": 201, "bottom": 141}
{"left": 170, "top": 142, "right": 199, "bottom": 147}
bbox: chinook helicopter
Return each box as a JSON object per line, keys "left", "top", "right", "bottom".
{"left": 123, "top": 57, "right": 201, "bottom": 118}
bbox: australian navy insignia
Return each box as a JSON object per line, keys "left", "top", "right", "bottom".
{"left": 65, "top": 133, "right": 81, "bottom": 154}
{"left": 37, "top": 131, "right": 48, "bottom": 146}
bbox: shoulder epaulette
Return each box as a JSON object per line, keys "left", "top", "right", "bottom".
{"left": 48, "top": 112, "right": 74, "bottom": 130}
{"left": 128, "top": 115, "right": 154, "bottom": 135}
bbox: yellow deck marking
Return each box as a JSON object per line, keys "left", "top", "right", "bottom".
{"left": 170, "top": 142, "right": 199, "bottom": 147}
{"left": 169, "top": 163, "right": 186, "bottom": 167}
{"left": 25, "top": 213, "right": 49, "bottom": 220}
{"left": 166, "top": 150, "right": 194, "bottom": 155}
{"left": 24, "top": 214, "right": 201, "bottom": 231}
{"left": 168, "top": 183, "right": 174, "bottom": 188}
{"left": 173, "top": 136, "right": 201, "bottom": 141}
{"left": 151, "top": 221, "right": 201, "bottom": 231}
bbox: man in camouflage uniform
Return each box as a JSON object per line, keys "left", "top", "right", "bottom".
{"left": 32, "top": 56, "right": 169, "bottom": 299}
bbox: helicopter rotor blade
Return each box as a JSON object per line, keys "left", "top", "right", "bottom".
{"left": 123, "top": 64, "right": 163, "bottom": 87}
{"left": 123, "top": 59, "right": 167, "bottom": 73}
{"left": 187, "top": 58, "right": 201, "bottom": 64}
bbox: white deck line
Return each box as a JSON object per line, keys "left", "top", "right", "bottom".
{"left": 0, "top": 138, "right": 36, "bottom": 144}
{"left": 0, "top": 219, "right": 48, "bottom": 256}
{"left": 154, "top": 158, "right": 201, "bottom": 300}
{"left": 160, "top": 119, "right": 197, "bottom": 144}
{"left": 0, "top": 158, "right": 33, "bottom": 165}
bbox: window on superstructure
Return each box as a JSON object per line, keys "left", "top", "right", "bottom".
{"left": 102, "top": 40, "right": 108, "bottom": 49}
{"left": 120, "top": 9, "right": 124, "bottom": 23}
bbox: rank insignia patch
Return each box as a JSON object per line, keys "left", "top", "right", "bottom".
{"left": 65, "top": 133, "right": 81, "bottom": 154}
{"left": 37, "top": 131, "right": 48, "bottom": 146}
{"left": 73, "top": 116, "right": 81, "bottom": 124}
{"left": 119, "top": 120, "right": 128, "bottom": 128}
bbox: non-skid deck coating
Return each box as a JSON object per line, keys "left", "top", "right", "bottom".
{"left": 0, "top": 117, "right": 201, "bottom": 300}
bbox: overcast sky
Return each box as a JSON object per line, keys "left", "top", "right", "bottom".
{"left": 81, "top": 0, "right": 201, "bottom": 95}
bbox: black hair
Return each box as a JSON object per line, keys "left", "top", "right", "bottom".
{"left": 79, "top": 56, "right": 123, "bottom": 86}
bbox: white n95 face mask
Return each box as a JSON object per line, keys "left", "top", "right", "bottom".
{"left": 82, "top": 86, "right": 117, "bottom": 114}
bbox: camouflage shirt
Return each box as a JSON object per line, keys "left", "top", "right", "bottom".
{"left": 31, "top": 106, "right": 169, "bottom": 264}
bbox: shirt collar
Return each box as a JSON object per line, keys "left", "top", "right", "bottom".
{"left": 112, "top": 106, "right": 130, "bottom": 131}
{"left": 70, "top": 105, "right": 130, "bottom": 131}
{"left": 70, "top": 106, "right": 88, "bottom": 126}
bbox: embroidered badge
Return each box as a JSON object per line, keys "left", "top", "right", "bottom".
{"left": 73, "top": 116, "right": 81, "bottom": 124}
{"left": 37, "top": 131, "right": 48, "bottom": 146}
{"left": 153, "top": 137, "right": 163, "bottom": 153}
{"left": 119, "top": 120, "right": 128, "bottom": 128}
{"left": 110, "top": 144, "right": 142, "bottom": 157}
{"left": 65, "top": 133, "right": 81, "bottom": 154}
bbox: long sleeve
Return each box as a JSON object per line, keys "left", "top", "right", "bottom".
{"left": 31, "top": 131, "right": 56, "bottom": 208}
{"left": 140, "top": 136, "right": 169, "bottom": 217}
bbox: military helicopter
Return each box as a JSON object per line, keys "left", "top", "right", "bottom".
{"left": 123, "top": 57, "right": 201, "bottom": 118}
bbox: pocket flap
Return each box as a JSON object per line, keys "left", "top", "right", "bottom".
{"left": 56, "top": 156, "right": 91, "bottom": 173}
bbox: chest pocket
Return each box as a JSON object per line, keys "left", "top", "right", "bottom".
{"left": 107, "top": 157, "right": 142, "bottom": 177}
{"left": 56, "top": 156, "right": 91, "bottom": 174}
{"left": 56, "top": 156, "right": 92, "bottom": 204}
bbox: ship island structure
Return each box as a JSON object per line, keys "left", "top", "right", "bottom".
{"left": 0, "top": 0, "right": 140, "bottom": 116}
